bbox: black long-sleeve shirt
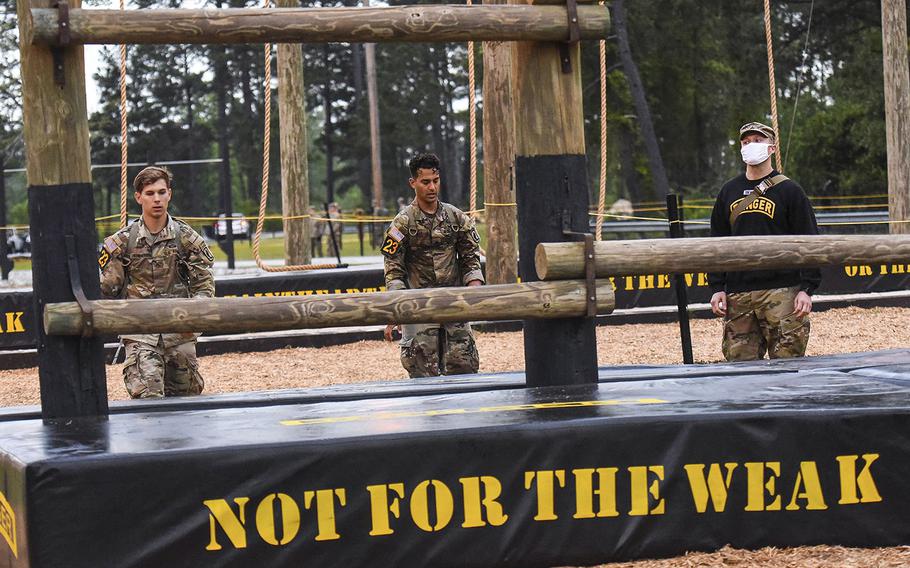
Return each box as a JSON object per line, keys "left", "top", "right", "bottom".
{"left": 707, "top": 170, "right": 822, "bottom": 295}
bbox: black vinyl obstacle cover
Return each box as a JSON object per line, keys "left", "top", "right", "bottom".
{"left": 1, "top": 350, "right": 909, "bottom": 567}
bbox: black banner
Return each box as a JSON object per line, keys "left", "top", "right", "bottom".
{"left": 1, "top": 352, "right": 909, "bottom": 567}
{"left": 2, "top": 262, "right": 909, "bottom": 351}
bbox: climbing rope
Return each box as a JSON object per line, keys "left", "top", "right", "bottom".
{"left": 595, "top": 1, "right": 608, "bottom": 241}
{"left": 763, "top": 0, "right": 784, "bottom": 172}
{"left": 118, "top": 0, "right": 129, "bottom": 228}
{"left": 466, "top": 0, "right": 478, "bottom": 220}
{"left": 253, "top": 24, "right": 341, "bottom": 272}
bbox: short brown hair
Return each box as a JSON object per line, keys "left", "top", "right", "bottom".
{"left": 133, "top": 166, "right": 173, "bottom": 193}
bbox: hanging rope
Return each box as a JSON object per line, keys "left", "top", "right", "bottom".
{"left": 595, "top": 0, "right": 608, "bottom": 241}
{"left": 763, "top": 0, "right": 784, "bottom": 172}
{"left": 466, "top": 0, "right": 478, "bottom": 219}
{"left": 784, "top": 0, "right": 815, "bottom": 171}
{"left": 252, "top": 19, "right": 341, "bottom": 273}
{"left": 118, "top": 0, "right": 129, "bottom": 228}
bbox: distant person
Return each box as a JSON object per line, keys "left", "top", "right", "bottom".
{"left": 309, "top": 206, "right": 325, "bottom": 258}
{"left": 396, "top": 196, "right": 407, "bottom": 212}
{"left": 708, "top": 121, "right": 820, "bottom": 361}
{"left": 98, "top": 166, "right": 215, "bottom": 398}
{"left": 382, "top": 152, "right": 484, "bottom": 378}
{"left": 327, "top": 202, "right": 343, "bottom": 255}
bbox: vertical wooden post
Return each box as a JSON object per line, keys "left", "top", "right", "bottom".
{"left": 883, "top": 0, "right": 910, "bottom": 235}
{"left": 364, "top": 0, "right": 384, "bottom": 214}
{"left": 278, "top": 0, "right": 311, "bottom": 264}
{"left": 18, "top": 0, "right": 108, "bottom": 418}
{"left": 511, "top": 0, "right": 602, "bottom": 386}
{"left": 482, "top": 0, "right": 518, "bottom": 285}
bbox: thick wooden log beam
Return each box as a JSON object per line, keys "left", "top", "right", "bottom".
{"left": 44, "top": 280, "right": 616, "bottom": 336}
{"left": 28, "top": 5, "right": 610, "bottom": 45}
{"left": 535, "top": 235, "right": 910, "bottom": 280}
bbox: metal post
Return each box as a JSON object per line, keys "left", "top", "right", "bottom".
{"left": 667, "top": 193, "right": 693, "bottom": 364}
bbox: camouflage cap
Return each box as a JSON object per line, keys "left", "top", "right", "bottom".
{"left": 739, "top": 121, "right": 775, "bottom": 142}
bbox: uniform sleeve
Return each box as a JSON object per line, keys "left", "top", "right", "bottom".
{"left": 382, "top": 215, "right": 409, "bottom": 291}
{"left": 98, "top": 234, "right": 126, "bottom": 299}
{"left": 788, "top": 184, "right": 822, "bottom": 295}
{"left": 184, "top": 230, "right": 216, "bottom": 298}
{"left": 455, "top": 209, "right": 484, "bottom": 285}
{"left": 707, "top": 188, "right": 730, "bottom": 293}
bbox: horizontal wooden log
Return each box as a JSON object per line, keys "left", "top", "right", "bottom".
{"left": 28, "top": 5, "right": 609, "bottom": 45}
{"left": 535, "top": 235, "right": 910, "bottom": 280}
{"left": 43, "top": 280, "right": 615, "bottom": 336}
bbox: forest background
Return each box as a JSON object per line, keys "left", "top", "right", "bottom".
{"left": 0, "top": 0, "right": 893, "bottom": 230}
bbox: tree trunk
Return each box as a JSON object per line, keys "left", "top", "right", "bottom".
{"left": 612, "top": 0, "right": 669, "bottom": 200}
{"left": 883, "top": 0, "right": 910, "bottom": 234}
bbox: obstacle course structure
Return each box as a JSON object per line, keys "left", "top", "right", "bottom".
{"left": 6, "top": 1, "right": 910, "bottom": 566}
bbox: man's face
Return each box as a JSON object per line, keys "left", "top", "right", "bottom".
{"left": 409, "top": 167, "right": 440, "bottom": 209}
{"left": 134, "top": 178, "right": 172, "bottom": 220}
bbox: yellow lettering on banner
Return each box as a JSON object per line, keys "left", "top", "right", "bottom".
{"left": 684, "top": 463, "right": 738, "bottom": 513}
{"left": 3, "top": 312, "right": 24, "bottom": 333}
{"left": 837, "top": 454, "right": 882, "bottom": 505}
{"left": 785, "top": 462, "right": 828, "bottom": 511}
{"left": 891, "top": 264, "right": 907, "bottom": 274}
{"left": 460, "top": 476, "right": 509, "bottom": 528}
{"left": 572, "top": 468, "right": 619, "bottom": 519}
{"left": 524, "top": 470, "right": 566, "bottom": 521}
{"left": 697, "top": 272, "right": 708, "bottom": 286}
{"left": 303, "top": 489, "right": 347, "bottom": 541}
{"left": 623, "top": 276, "right": 634, "bottom": 291}
{"left": 657, "top": 274, "right": 671, "bottom": 289}
{"left": 845, "top": 265, "right": 873, "bottom": 277}
{"left": 255, "top": 493, "right": 301, "bottom": 546}
{"left": 0, "top": 491, "right": 17, "bottom": 559}
{"left": 366, "top": 483, "right": 405, "bottom": 536}
{"left": 638, "top": 275, "right": 655, "bottom": 290}
{"left": 745, "top": 462, "right": 781, "bottom": 511}
{"left": 628, "top": 466, "right": 665, "bottom": 516}
{"left": 411, "top": 480, "right": 454, "bottom": 532}
{"left": 608, "top": 276, "right": 616, "bottom": 290}
{"left": 204, "top": 497, "right": 251, "bottom": 551}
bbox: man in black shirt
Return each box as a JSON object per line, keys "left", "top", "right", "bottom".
{"left": 708, "top": 121, "right": 821, "bottom": 361}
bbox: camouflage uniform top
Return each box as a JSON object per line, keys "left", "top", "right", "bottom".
{"left": 382, "top": 201, "right": 484, "bottom": 291}
{"left": 99, "top": 215, "right": 215, "bottom": 347}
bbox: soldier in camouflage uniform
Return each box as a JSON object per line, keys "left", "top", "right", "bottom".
{"left": 708, "top": 122, "right": 820, "bottom": 361}
{"left": 382, "top": 153, "right": 484, "bottom": 378}
{"left": 99, "top": 166, "right": 216, "bottom": 398}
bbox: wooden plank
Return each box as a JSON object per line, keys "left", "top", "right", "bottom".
{"left": 277, "top": 0, "right": 310, "bottom": 264}
{"left": 535, "top": 235, "right": 910, "bottom": 280}
{"left": 28, "top": 5, "right": 611, "bottom": 45}
{"left": 43, "top": 280, "right": 616, "bottom": 336}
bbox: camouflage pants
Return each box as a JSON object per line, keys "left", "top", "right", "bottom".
{"left": 122, "top": 339, "right": 205, "bottom": 399}
{"left": 400, "top": 323, "right": 479, "bottom": 378}
{"left": 723, "top": 286, "right": 810, "bottom": 361}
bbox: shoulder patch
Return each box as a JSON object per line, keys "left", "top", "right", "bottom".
{"left": 381, "top": 228, "right": 404, "bottom": 257}
{"left": 98, "top": 246, "right": 112, "bottom": 270}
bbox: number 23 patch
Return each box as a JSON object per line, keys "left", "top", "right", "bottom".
{"left": 381, "top": 226, "right": 405, "bottom": 257}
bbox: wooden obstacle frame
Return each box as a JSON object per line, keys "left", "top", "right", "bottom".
{"left": 10, "top": 3, "right": 910, "bottom": 567}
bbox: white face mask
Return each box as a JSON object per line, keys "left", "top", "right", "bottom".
{"left": 741, "top": 142, "right": 772, "bottom": 166}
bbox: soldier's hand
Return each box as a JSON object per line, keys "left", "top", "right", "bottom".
{"left": 793, "top": 291, "right": 812, "bottom": 318}
{"left": 710, "top": 291, "right": 727, "bottom": 317}
{"left": 384, "top": 324, "right": 401, "bottom": 342}
{"left": 466, "top": 280, "right": 482, "bottom": 287}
